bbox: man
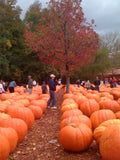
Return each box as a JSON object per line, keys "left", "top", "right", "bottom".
{"left": 47, "top": 74, "right": 57, "bottom": 109}
{"left": 112, "top": 77, "right": 117, "bottom": 88}
{"left": 28, "top": 75, "right": 33, "bottom": 94}
{"left": 94, "top": 76, "right": 100, "bottom": 92}
{"left": 8, "top": 81, "right": 17, "bottom": 93}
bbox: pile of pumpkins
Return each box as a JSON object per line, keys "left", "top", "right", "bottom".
{"left": 0, "top": 84, "right": 63, "bottom": 160}
{"left": 59, "top": 84, "right": 120, "bottom": 160}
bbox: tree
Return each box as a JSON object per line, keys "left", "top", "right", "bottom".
{"left": 25, "top": 0, "right": 99, "bottom": 93}
{"left": 99, "top": 32, "right": 120, "bottom": 70}
{"left": 24, "top": 0, "right": 42, "bottom": 31}
{"left": 0, "top": 0, "right": 32, "bottom": 83}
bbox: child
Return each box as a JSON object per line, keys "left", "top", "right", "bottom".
{"left": 41, "top": 81, "right": 47, "bottom": 94}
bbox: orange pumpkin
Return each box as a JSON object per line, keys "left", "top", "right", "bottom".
{"left": 90, "top": 109, "right": 116, "bottom": 129}
{"left": 100, "top": 124, "right": 120, "bottom": 160}
{"left": 0, "top": 113, "right": 11, "bottom": 125}
{"left": 61, "top": 109, "right": 83, "bottom": 120}
{"left": 28, "top": 105, "right": 43, "bottom": 119}
{"left": 30, "top": 99, "right": 47, "bottom": 112}
{"left": 63, "top": 93, "right": 74, "bottom": 100}
{"left": 0, "top": 134, "right": 10, "bottom": 160}
{"left": 6, "top": 105, "right": 35, "bottom": 129}
{"left": 80, "top": 99, "right": 100, "bottom": 117}
{"left": 61, "top": 103, "right": 79, "bottom": 114}
{"left": 0, "top": 127, "right": 18, "bottom": 153}
{"left": 99, "top": 99, "right": 120, "bottom": 113}
{"left": 93, "top": 119, "right": 120, "bottom": 144}
{"left": 85, "top": 93, "right": 101, "bottom": 103}
{"left": 60, "top": 114, "right": 92, "bottom": 129}
{"left": 59, "top": 123, "right": 93, "bottom": 152}
{"left": 0, "top": 118, "right": 28, "bottom": 143}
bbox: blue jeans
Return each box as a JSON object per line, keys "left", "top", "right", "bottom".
{"left": 113, "top": 83, "right": 117, "bottom": 88}
{"left": 47, "top": 90, "right": 56, "bottom": 107}
{"left": 95, "top": 85, "right": 99, "bottom": 92}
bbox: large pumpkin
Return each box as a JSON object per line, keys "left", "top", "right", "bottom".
{"left": 99, "top": 99, "right": 120, "bottom": 113}
{"left": 0, "top": 113, "right": 11, "bottom": 125}
{"left": 61, "top": 98, "right": 76, "bottom": 107}
{"left": 73, "top": 94, "right": 87, "bottom": 107}
{"left": 100, "top": 124, "right": 120, "bottom": 160}
{"left": 6, "top": 105, "right": 35, "bottom": 129}
{"left": 61, "top": 102, "right": 79, "bottom": 114}
{"left": 80, "top": 99, "right": 100, "bottom": 117}
{"left": 93, "top": 119, "right": 120, "bottom": 144}
{"left": 0, "top": 118, "right": 28, "bottom": 143}
{"left": 0, "top": 134, "right": 10, "bottom": 160}
{"left": 0, "top": 127, "right": 18, "bottom": 153}
{"left": 28, "top": 105, "right": 43, "bottom": 119}
{"left": 61, "top": 109, "right": 83, "bottom": 120}
{"left": 60, "top": 114, "right": 92, "bottom": 129}
{"left": 59, "top": 123, "right": 93, "bottom": 152}
{"left": 85, "top": 93, "right": 101, "bottom": 103}
{"left": 30, "top": 99, "right": 47, "bottom": 112}
{"left": 90, "top": 109, "right": 116, "bottom": 129}
{"left": 110, "top": 89, "right": 120, "bottom": 99}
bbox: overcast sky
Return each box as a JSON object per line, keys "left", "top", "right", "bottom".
{"left": 16, "top": 0, "right": 120, "bottom": 35}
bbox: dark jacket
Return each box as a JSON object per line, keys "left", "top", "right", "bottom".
{"left": 94, "top": 78, "right": 100, "bottom": 86}
{"left": 41, "top": 84, "right": 47, "bottom": 93}
{"left": 48, "top": 79, "right": 56, "bottom": 91}
{"left": 28, "top": 79, "right": 33, "bottom": 88}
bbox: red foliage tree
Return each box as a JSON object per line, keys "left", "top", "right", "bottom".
{"left": 24, "top": 0, "right": 99, "bottom": 93}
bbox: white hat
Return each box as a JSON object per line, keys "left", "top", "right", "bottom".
{"left": 50, "top": 74, "right": 55, "bottom": 78}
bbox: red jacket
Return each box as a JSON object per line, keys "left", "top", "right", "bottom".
{"left": 112, "top": 78, "right": 117, "bottom": 84}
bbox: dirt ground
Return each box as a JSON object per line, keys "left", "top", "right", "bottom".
{"left": 8, "top": 88, "right": 102, "bottom": 160}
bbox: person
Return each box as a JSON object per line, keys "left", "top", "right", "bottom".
{"left": 8, "top": 81, "right": 17, "bottom": 93}
{"left": 57, "top": 78, "right": 62, "bottom": 86}
{"left": 94, "top": 76, "right": 100, "bottom": 92}
{"left": 85, "top": 80, "right": 91, "bottom": 90}
{"left": 33, "top": 80, "right": 37, "bottom": 87}
{"left": 47, "top": 74, "right": 57, "bottom": 109}
{"left": 81, "top": 80, "right": 85, "bottom": 87}
{"left": 4, "top": 82, "right": 8, "bottom": 92}
{"left": 41, "top": 81, "right": 47, "bottom": 94}
{"left": 104, "top": 78, "right": 109, "bottom": 85}
{"left": 112, "top": 77, "right": 117, "bottom": 88}
{"left": 109, "top": 77, "right": 113, "bottom": 88}
{"left": 118, "top": 79, "right": 120, "bottom": 85}
{"left": 0, "top": 80, "right": 5, "bottom": 94}
{"left": 28, "top": 75, "right": 33, "bottom": 94}
{"left": 76, "top": 79, "right": 80, "bottom": 87}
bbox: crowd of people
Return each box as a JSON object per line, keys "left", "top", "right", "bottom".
{"left": 0, "top": 80, "right": 17, "bottom": 94}
{"left": 76, "top": 76, "right": 120, "bottom": 92}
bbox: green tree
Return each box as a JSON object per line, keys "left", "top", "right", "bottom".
{"left": 24, "top": 0, "right": 42, "bottom": 31}
{"left": 73, "top": 47, "right": 110, "bottom": 82}
{"left": 0, "top": 0, "right": 31, "bottom": 83}
{"left": 100, "top": 32, "right": 120, "bottom": 71}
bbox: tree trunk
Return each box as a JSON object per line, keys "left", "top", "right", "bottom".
{"left": 66, "top": 64, "right": 70, "bottom": 93}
